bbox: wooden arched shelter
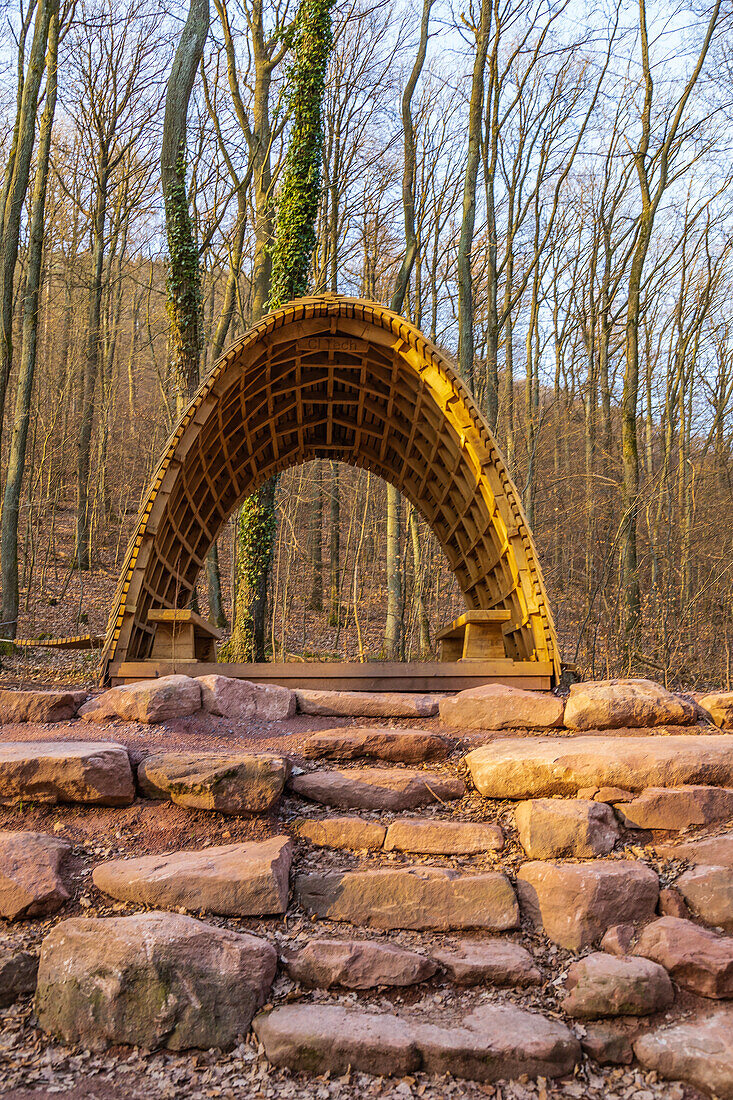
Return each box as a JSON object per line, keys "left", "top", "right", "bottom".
{"left": 103, "top": 296, "right": 560, "bottom": 688}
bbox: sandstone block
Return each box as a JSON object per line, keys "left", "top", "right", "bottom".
{"left": 292, "top": 816, "right": 386, "bottom": 850}
{"left": 465, "top": 735, "right": 733, "bottom": 799}
{"left": 580, "top": 1020, "right": 640, "bottom": 1065}
{"left": 137, "top": 751, "right": 290, "bottom": 815}
{"left": 439, "top": 684, "right": 564, "bottom": 730}
{"left": 383, "top": 819, "right": 503, "bottom": 855}
{"left": 617, "top": 785, "right": 733, "bottom": 830}
{"left": 0, "top": 741, "right": 134, "bottom": 806}
{"left": 564, "top": 678, "right": 697, "bottom": 731}
{"left": 93, "top": 836, "right": 292, "bottom": 916}
{"left": 197, "top": 675, "right": 295, "bottom": 721}
{"left": 658, "top": 886, "right": 691, "bottom": 919}
{"left": 514, "top": 798, "right": 619, "bottom": 859}
{"left": 35, "top": 911, "right": 276, "bottom": 1050}
{"left": 79, "top": 674, "right": 201, "bottom": 723}
{"left": 0, "top": 831, "right": 70, "bottom": 920}
{"left": 676, "top": 865, "right": 733, "bottom": 932}
{"left": 655, "top": 831, "right": 733, "bottom": 867}
{"left": 635, "top": 1010, "right": 733, "bottom": 1099}
{"left": 0, "top": 689, "right": 87, "bottom": 723}
{"left": 295, "top": 866, "right": 519, "bottom": 931}
{"left": 289, "top": 767, "right": 465, "bottom": 811}
{"left": 0, "top": 947, "right": 38, "bottom": 1006}
{"left": 561, "top": 952, "right": 673, "bottom": 1018}
{"left": 517, "top": 860, "right": 659, "bottom": 950}
{"left": 600, "top": 924, "right": 637, "bottom": 956}
{"left": 431, "top": 939, "right": 541, "bottom": 986}
{"left": 301, "top": 727, "right": 448, "bottom": 763}
{"left": 699, "top": 691, "right": 733, "bottom": 730}
{"left": 634, "top": 916, "right": 733, "bottom": 998}
{"left": 295, "top": 689, "right": 440, "bottom": 718}
{"left": 281, "top": 938, "right": 437, "bottom": 989}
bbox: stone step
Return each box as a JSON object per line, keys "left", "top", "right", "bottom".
{"left": 561, "top": 952, "right": 673, "bottom": 1018}
{"left": 431, "top": 939, "right": 540, "bottom": 986}
{"left": 0, "top": 741, "right": 134, "bottom": 806}
{"left": 301, "top": 727, "right": 449, "bottom": 763}
{"left": 0, "top": 830, "right": 71, "bottom": 920}
{"left": 615, "top": 785, "right": 733, "bottom": 830}
{"left": 294, "top": 866, "right": 518, "bottom": 930}
{"left": 631, "top": 916, "right": 733, "bottom": 998}
{"left": 289, "top": 767, "right": 465, "bottom": 810}
{"left": 92, "top": 836, "right": 292, "bottom": 916}
{"left": 0, "top": 689, "right": 87, "bottom": 723}
{"left": 634, "top": 1008, "right": 733, "bottom": 1098}
{"left": 253, "top": 1002, "right": 580, "bottom": 1083}
{"left": 137, "top": 751, "right": 290, "bottom": 815}
{"left": 514, "top": 798, "right": 620, "bottom": 859}
{"left": 295, "top": 688, "right": 441, "bottom": 717}
{"left": 465, "top": 734, "right": 733, "bottom": 799}
{"left": 655, "top": 830, "right": 733, "bottom": 866}
{"left": 0, "top": 946, "right": 38, "bottom": 1007}
{"left": 292, "top": 814, "right": 503, "bottom": 854}
{"left": 675, "top": 865, "right": 733, "bottom": 931}
{"left": 281, "top": 938, "right": 437, "bottom": 989}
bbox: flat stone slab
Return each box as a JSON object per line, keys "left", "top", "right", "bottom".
{"left": 431, "top": 939, "right": 541, "bottom": 987}
{"left": 295, "top": 867, "right": 519, "bottom": 931}
{"left": 634, "top": 1009, "right": 733, "bottom": 1099}
{"left": 514, "top": 798, "right": 619, "bottom": 859}
{"left": 699, "top": 691, "right": 733, "bottom": 730}
{"left": 564, "top": 678, "right": 697, "bottom": 731}
{"left": 0, "top": 741, "right": 134, "bottom": 806}
{"left": 292, "top": 816, "right": 387, "bottom": 850}
{"left": 301, "top": 728, "right": 449, "bottom": 763}
{"left": 634, "top": 916, "right": 733, "bottom": 998}
{"left": 517, "top": 860, "right": 659, "bottom": 950}
{"left": 289, "top": 767, "right": 465, "bottom": 811}
{"left": 0, "top": 947, "right": 38, "bottom": 1007}
{"left": 197, "top": 675, "right": 295, "bottom": 721}
{"left": 0, "top": 831, "right": 71, "bottom": 920}
{"left": 465, "top": 735, "right": 733, "bottom": 799}
{"left": 561, "top": 952, "right": 673, "bottom": 1018}
{"left": 439, "top": 684, "right": 564, "bottom": 731}
{"left": 617, "top": 785, "right": 733, "bottom": 830}
{"left": 383, "top": 819, "right": 503, "bottom": 855}
{"left": 80, "top": 674, "right": 201, "bottom": 724}
{"left": 137, "top": 751, "right": 290, "bottom": 815}
{"left": 676, "top": 865, "right": 733, "bottom": 931}
{"left": 35, "top": 911, "right": 276, "bottom": 1051}
{"left": 295, "top": 689, "right": 440, "bottom": 718}
{"left": 281, "top": 938, "right": 437, "bottom": 989}
{"left": 655, "top": 831, "right": 733, "bottom": 867}
{"left": 92, "top": 836, "right": 292, "bottom": 916}
{"left": 254, "top": 1003, "right": 580, "bottom": 1082}
{"left": 0, "top": 689, "right": 87, "bottom": 723}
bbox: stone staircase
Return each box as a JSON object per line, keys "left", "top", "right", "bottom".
{"left": 1, "top": 675, "right": 733, "bottom": 1098}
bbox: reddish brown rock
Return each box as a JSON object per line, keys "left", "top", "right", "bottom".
{"left": 253, "top": 1003, "right": 580, "bottom": 1082}
{"left": 655, "top": 831, "right": 733, "bottom": 867}
{"left": 281, "top": 938, "right": 437, "bottom": 989}
{"left": 595, "top": 787, "right": 635, "bottom": 803}
{"left": 289, "top": 767, "right": 465, "bottom": 811}
{"left": 616, "top": 785, "right": 733, "bottom": 830}
{"left": 35, "top": 911, "right": 276, "bottom": 1051}
{"left": 658, "top": 886, "right": 691, "bottom": 919}
{"left": 0, "top": 741, "right": 134, "bottom": 806}
{"left": 600, "top": 924, "right": 637, "bottom": 956}
{"left": 580, "top": 1020, "right": 640, "bottom": 1065}
{"left": 79, "top": 674, "right": 201, "bottom": 723}
{"left": 0, "top": 831, "right": 71, "bottom": 920}
{"left": 564, "top": 678, "right": 697, "bottom": 731}
{"left": 517, "top": 860, "right": 658, "bottom": 950}
{"left": 0, "top": 689, "right": 87, "bottom": 723}
{"left": 197, "top": 675, "right": 295, "bottom": 721}
{"left": 137, "top": 751, "right": 290, "bottom": 815}
{"left": 439, "top": 684, "right": 564, "bottom": 731}
{"left": 292, "top": 816, "right": 386, "bottom": 850}
{"left": 295, "top": 689, "right": 440, "bottom": 718}
{"left": 383, "top": 819, "right": 503, "bottom": 855}
{"left": 699, "top": 691, "right": 733, "bottom": 730}
{"left": 431, "top": 939, "right": 541, "bottom": 986}
{"left": 634, "top": 916, "right": 733, "bottom": 998}
{"left": 562, "top": 952, "right": 673, "bottom": 1018}
{"left": 295, "top": 866, "right": 519, "bottom": 931}
{"left": 465, "top": 735, "right": 733, "bottom": 799}
{"left": 635, "top": 1010, "right": 733, "bottom": 1099}
{"left": 0, "top": 948, "right": 38, "bottom": 1006}
{"left": 301, "top": 727, "right": 449, "bottom": 763}
{"left": 93, "top": 836, "right": 292, "bottom": 916}
{"left": 676, "top": 865, "right": 733, "bottom": 931}
{"left": 514, "top": 798, "right": 619, "bottom": 859}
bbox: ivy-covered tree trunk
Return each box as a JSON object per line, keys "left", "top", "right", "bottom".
{"left": 223, "top": 0, "right": 333, "bottom": 663}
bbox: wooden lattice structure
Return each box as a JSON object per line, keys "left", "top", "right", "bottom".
{"left": 102, "top": 296, "right": 560, "bottom": 686}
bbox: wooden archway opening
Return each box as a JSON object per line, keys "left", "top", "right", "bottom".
{"left": 103, "top": 296, "right": 560, "bottom": 688}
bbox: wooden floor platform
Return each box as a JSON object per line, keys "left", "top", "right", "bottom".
{"left": 109, "top": 660, "right": 554, "bottom": 692}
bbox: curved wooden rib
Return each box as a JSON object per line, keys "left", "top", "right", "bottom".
{"left": 102, "top": 296, "right": 560, "bottom": 681}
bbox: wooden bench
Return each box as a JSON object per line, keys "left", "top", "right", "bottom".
{"left": 436, "top": 610, "right": 512, "bottom": 662}
{"left": 147, "top": 609, "right": 224, "bottom": 662}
